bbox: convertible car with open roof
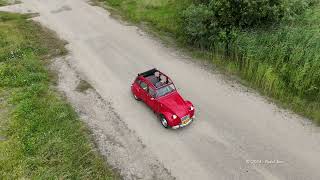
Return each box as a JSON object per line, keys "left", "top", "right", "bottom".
{"left": 131, "top": 68, "right": 195, "bottom": 129}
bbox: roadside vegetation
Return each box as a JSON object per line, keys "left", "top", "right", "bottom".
{"left": 0, "top": 0, "right": 8, "bottom": 6}
{"left": 0, "top": 0, "right": 18, "bottom": 6}
{"left": 0, "top": 0, "right": 7, "bottom": 6}
{"left": 0, "top": 12, "right": 118, "bottom": 179}
{"left": 0, "top": 0, "right": 5, "bottom": 6}
{"left": 98, "top": 0, "right": 320, "bottom": 124}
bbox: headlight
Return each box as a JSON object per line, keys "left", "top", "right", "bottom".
{"left": 190, "top": 106, "right": 194, "bottom": 111}
{"left": 172, "top": 115, "right": 177, "bottom": 119}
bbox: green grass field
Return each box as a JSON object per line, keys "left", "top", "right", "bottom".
{"left": 0, "top": 12, "right": 118, "bottom": 179}
{"left": 100, "top": 0, "right": 320, "bottom": 124}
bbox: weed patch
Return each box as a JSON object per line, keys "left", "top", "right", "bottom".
{"left": 76, "top": 79, "right": 93, "bottom": 93}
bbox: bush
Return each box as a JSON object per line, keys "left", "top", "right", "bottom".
{"left": 181, "top": 4, "right": 214, "bottom": 49}
{"left": 180, "top": 0, "right": 320, "bottom": 122}
{"left": 181, "top": 0, "right": 316, "bottom": 51}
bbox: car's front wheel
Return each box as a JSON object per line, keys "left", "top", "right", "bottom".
{"left": 160, "top": 115, "right": 169, "bottom": 128}
{"left": 133, "top": 93, "right": 141, "bottom": 101}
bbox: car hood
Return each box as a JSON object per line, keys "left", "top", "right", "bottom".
{"left": 158, "top": 91, "right": 189, "bottom": 117}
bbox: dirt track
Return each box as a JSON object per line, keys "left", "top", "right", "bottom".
{"left": 2, "top": 0, "right": 320, "bottom": 179}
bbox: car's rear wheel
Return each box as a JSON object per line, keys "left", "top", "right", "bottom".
{"left": 160, "top": 115, "right": 169, "bottom": 128}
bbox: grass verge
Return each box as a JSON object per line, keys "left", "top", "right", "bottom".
{"left": 0, "top": 12, "right": 118, "bottom": 179}
{"left": 0, "top": 0, "right": 19, "bottom": 6}
{"left": 95, "top": 0, "right": 320, "bottom": 124}
{"left": 0, "top": 0, "right": 7, "bottom": 6}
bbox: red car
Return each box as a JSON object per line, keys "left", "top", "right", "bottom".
{"left": 131, "top": 68, "right": 195, "bottom": 129}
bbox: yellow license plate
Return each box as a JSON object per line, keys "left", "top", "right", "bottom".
{"left": 182, "top": 119, "right": 190, "bottom": 125}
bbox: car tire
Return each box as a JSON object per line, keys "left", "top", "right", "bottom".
{"left": 133, "top": 93, "right": 141, "bottom": 101}
{"left": 160, "top": 115, "right": 169, "bottom": 128}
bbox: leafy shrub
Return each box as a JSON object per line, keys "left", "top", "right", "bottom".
{"left": 181, "top": 0, "right": 316, "bottom": 51}
{"left": 180, "top": 0, "right": 320, "bottom": 122}
{"left": 181, "top": 4, "right": 214, "bottom": 49}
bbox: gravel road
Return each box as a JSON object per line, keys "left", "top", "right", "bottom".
{"left": 1, "top": 0, "right": 320, "bottom": 179}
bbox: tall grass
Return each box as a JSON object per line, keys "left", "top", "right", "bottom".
{"left": 228, "top": 6, "right": 320, "bottom": 122}
{"left": 209, "top": 4, "right": 320, "bottom": 122}
{"left": 0, "top": 12, "right": 118, "bottom": 179}
{"left": 210, "top": 3, "right": 320, "bottom": 123}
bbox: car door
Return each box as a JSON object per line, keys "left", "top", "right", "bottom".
{"left": 146, "top": 86, "right": 157, "bottom": 111}
{"left": 132, "top": 78, "right": 141, "bottom": 97}
{"left": 139, "top": 81, "right": 149, "bottom": 102}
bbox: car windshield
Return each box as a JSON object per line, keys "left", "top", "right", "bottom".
{"left": 156, "top": 84, "right": 176, "bottom": 97}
